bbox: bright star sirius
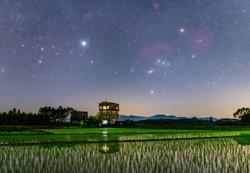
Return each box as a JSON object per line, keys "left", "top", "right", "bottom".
{"left": 81, "top": 41, "right": 87, "bottom": 47}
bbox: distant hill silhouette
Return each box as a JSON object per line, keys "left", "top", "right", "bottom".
{"left": 118, "top": 114, "right": 218, "bottom": 122}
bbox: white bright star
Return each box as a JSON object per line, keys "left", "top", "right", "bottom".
{"left": 179, "top": 27, "right": 186, "bottom": 33}
{"left": 147, "top": 69, "right": 155, "bottom": 75}
{"left": 81, "top": 41, "right": 87, "bottom": 47}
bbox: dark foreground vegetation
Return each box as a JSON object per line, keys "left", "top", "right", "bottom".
{"left": 0, "top": 106, "right": 90, "bottom": 126}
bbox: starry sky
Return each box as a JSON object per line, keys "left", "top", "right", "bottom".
{"left": 1, "top": 0, "right": 250, "bottom": 117}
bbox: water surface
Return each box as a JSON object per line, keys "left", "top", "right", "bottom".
{"left": 0, "top": 137, "right": 249, "bottom": 173}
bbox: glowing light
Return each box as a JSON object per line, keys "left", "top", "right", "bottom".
{"left": 101, "top": 145, "right": 109, "bottom": 152}
{"left": 1, "top": 68, "right": 5, "bottom": 73}
{"left": 147, "top": 69, "right": 155, "bottom": 75}
{"left": 197, "top": 39, "right": 203, "bottom": 43}
{"left": 156, "top": 59, "right": 167, "bottom": 66}
{"left": 152, "top": 1, "right": 161, "bottom": 11}
{"left": 81, "top": 41, "right": 87, "bottom": 47}
{"left": 156, "top": 59, "right": 162, "bottom": 64}
{"left": 150, "top": 90, "right": 155, "bottom": 94}
{"left": 102, "top": 120, "right": 108, "bottom": 125}
{"left": 179, "top": 27, "right": 186, "bottom": 33}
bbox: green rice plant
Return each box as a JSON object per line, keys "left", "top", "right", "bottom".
{"left": 0, "top": 138, "right": 250, "bottom": 173}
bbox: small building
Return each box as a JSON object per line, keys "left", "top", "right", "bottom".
{"left": 55, "top": 110, "right": 72, "bottom": 123}
{"left": 71, "top": 111, "right": 88, "bottom": 122}
{"left": 55, "top": 110, "right": 88, "bottom": 123}
{"left": 99, "top": 101, "right": 119, "bottom": 125}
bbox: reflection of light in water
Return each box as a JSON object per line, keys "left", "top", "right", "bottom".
{"left": 100, "top": 145, "right": 110, "bottom": 152}
{"left": 102, "top": 131, "right": 107, "bottom": 134}
{"left": 102, "top": 128, "right": 108, "bottom": 134}
{"left": 102, "top": 128, "right": 108, "bottom": 140}
{"left": 99, "top": 143, "right": 120, "bottom": 154}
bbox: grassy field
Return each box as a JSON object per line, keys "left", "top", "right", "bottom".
{"left": 43, "top": 128, "right": 214, "bottom": 134}
{"left": 1, "top": 138, "right": 250, "bottom": 173}
{"left": 43, "top": 127, "right": 247, "bottom": 134}
{"left": 0, "top": 127, "right": 250, "bottom": 146}
{"left": 1, "top": 127, "right": 250, "bottom": 172}
{"left": 1, "top": 127, "right": 250, "bottom": 173}
{"left": 43, "top": 127, "right": 250, "bottom": 136}
{"left": 0, "top": 128, "right": 245, "bottom": 145}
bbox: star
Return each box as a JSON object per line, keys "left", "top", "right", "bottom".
{"left": 81, "top": 41, "right": 87, "bottom": 47}
{"left": 147, "top": 69, "right": 155, "bottom": 75}
{"left": 152, "top": 1, "right": 161, "bottom": 11}
{"left": 197, "top": 39, "right": 203, "bottom": 43}
{"left": 179, "top": 27, "right": 186, "bottom": 33}
{"left": 156, "top": 59, "right": 167, "bottom": 66}
{"left": 1, "top": 68, "right": 5, "bottom": 73}
{"left": 0, "top": 0, "right": 248, "bottom": 118}
{"left": 150, "top": 90, "right": 155, "bottom": 94}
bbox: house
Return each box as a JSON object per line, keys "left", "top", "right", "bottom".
{"left": 71, "top": 111, "right": 88, "bottom": 122}
{"left": 98, "top": 101, "right": 119, "bottom": 125}
{"left": 56, "top": 110, "right": 88, "bottom": 123}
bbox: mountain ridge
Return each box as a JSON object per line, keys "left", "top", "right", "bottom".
{"left": 118, "top": 114, "right": 218, "bottom": 122}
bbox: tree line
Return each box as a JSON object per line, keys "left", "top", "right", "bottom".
{"left": 0, "top": 106, "right": 89, "bottom": 126}
{"left": 233, "top": 107, "right": 250, "bottom": 123}
{"left": 1, "top": 106, "right": 250, "bottom": 127}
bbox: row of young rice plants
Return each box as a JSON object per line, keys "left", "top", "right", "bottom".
{"left": 0, "top": 137, "right": 250, "bottom": 172}
{"left": 0, "top": 130, "right": 242, "bottom": 145}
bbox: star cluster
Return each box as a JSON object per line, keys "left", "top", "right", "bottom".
{"left": 1, "top": 0, "right": 250, "bottom": 117}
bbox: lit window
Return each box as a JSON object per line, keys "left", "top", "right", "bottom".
{"left": 102, "top": 120, "right": 108, "bottom": 125}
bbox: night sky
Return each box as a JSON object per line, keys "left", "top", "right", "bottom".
{"left": 1, "top": 0, "right": 250, "bottom": 117}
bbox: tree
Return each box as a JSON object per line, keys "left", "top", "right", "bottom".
{"left": 87, "top": 116, "right": 101, "bottom": 127}
{"left": 233, "top": 107, "right": 250, "bottom": 119}
{"left": 241, "top": 113, "right": 250, "bottom": 123}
